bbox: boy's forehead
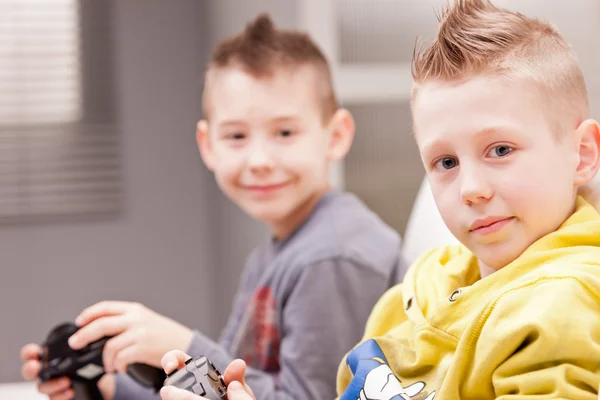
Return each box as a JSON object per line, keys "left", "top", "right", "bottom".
{"left": 414, "top": 76, "right": 508, "bottom": 112}
{"left": 204, "top": 66, "right": 323, "bottom": 123}
{"left": 412, "top": 75, "right": 549, "bottom": 143}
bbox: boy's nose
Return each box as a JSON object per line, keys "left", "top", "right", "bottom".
{"left": 247, "top": 146, "right": 275, "bottom": 173}
{"left": 460, "top": 167, "right": 493, "bottom": 205}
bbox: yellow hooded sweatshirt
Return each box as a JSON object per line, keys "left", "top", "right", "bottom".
{"left": 336, "top": 197, "right": 600, "bottom": 400}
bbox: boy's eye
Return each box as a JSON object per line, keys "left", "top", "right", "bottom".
{"left": 488, "top": 144, "right": 514, "bottom": 158}
{"left": 434, "top": 157, "right": 458, "bottom": 171}
{"left": 227, "top": 132, "right": 246, "bottom": 140}
{"left": 277, "top": 129, "right": 293, "bottom": 138}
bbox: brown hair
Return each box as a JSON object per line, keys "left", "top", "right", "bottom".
{"left": 412, "top": 0, "right": 589, "bottom": 131}
{"left": 203, "top": 14, "right": 338, "bottom": 121}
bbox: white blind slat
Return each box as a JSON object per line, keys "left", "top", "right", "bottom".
{"left": 0, "top": 0, "right": 80, "bottom": 125}
{"left": 0, "top": 0, "right": 122, "bottom": 222}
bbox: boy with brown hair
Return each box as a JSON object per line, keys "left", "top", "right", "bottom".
{"left": 20, "top": 14, "right": 405, "bottom": 400}
{"left": 161, "top": 1, "right": 600, "bottom": 399}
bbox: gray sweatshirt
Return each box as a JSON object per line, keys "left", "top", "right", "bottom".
{"left": 114, "top": 189, "right": 406, "bottom": 400}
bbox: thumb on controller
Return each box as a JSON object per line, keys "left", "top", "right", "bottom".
{"left": 161, "top": 350, "right": 190, "bottom": 375}
{"left": 224, "top": 360, "right": 255, "bottom": 399}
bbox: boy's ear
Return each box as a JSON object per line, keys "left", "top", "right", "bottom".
{"left": 574, "top": 119, "right": 600, "bottom": 187}
{"left": 327, "top": 108, "right": 355, "bottom": 162}
{"left": 196, "top": 120, "right": 215, "bottom": 171}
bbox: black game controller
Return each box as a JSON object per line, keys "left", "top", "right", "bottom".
{"left": 38, "top": 322, "right": 166, "bottom": 400}
{"left": 163, "top": 356, "right": 228, "bottom": 399}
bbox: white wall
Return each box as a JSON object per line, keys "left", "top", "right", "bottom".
{"left": 0, "top": 0, "right": 215, "bottom": 382}
{"left": 495, "top": 0, "right": 600, "bottom": 115}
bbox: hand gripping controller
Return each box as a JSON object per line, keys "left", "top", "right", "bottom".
{"left": 38, "top": 322, "right": 166, "bottom": 400}
{"left": 163, "top": 356, "right": 228, "bottom": 399}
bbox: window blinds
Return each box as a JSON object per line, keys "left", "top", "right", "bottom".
{"left": 0, "top": 0, "right": 122, "bottom": 223}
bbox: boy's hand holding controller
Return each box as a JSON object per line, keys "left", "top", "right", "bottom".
{"left": 20, "top": 301, "right": 193, "bottom": 400}
{"left": 160, "top": 351, "right": 255, "bottom": 400}
{"left": 67, "top": 301, "right": 194, "bottom": 373}
{"left": 21, "top": 343, "right": 116, "bottom": 400}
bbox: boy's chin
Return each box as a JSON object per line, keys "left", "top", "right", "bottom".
{"left": 233, "top": 191, "right": 322, "bottom": 230}
{"left": 240, "top": 203, "right": 291, "bottom": 223}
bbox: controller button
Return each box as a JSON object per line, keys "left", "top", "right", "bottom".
{"left": 192, "top": 382, "right": 206, "bottom": 395}
{"left": 58, "top": 358, "right": 72, "bottom": 370}
{"left": 76, "top": 363, "right": 105, "bottom": 380}
{"left": 194, "top": 357, "right": 207, "bottom": 369}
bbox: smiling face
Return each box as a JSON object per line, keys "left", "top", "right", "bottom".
{"left": 198, "top": 65, "right": 353, "bottom": 238}
{"left": 412, "top": 75, "right": 587, "bottom": 270}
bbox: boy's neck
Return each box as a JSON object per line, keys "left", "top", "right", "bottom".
{"left": 478, "top": 260, "right": 497, "bottom": 279}
{"left": 269, "top": 185, "right": 332, "bottom": 240}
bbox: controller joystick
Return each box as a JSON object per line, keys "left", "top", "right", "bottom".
{"left": 163, "top": 356, "right": 228, "bottom": 400}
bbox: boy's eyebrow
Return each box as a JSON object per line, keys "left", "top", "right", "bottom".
{"left": 217, "top": 115, "right": 302, "bottom": 129}
{"left": 218, "top": 120, "right": 248, "bottom": 129}
{"left": 473, "top": 126, "right": 516, "bottom": 137}
{"left": 420, "top": 126, "right": 517, "bottom": 155}
{"left": 270, "top": 115, "right": 302, "bottom": 124}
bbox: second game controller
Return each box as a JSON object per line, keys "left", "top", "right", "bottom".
{"left": 39, "top": 322, "right": 166, "bottom": 400}
{"left": 163, "top": 356, "right": 228, "bottom": 399}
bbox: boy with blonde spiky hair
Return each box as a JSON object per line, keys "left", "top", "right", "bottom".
{"left": 161, "top": 1, "right": 600, "bottom": 399}
{"left": 334, "top": 1, "right": 600, "bottom": 399}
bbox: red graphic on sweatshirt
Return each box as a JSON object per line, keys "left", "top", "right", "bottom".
{"left": 240, "top": 286, "right": 281, "bottom": 373}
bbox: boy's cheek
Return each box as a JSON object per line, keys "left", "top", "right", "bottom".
{"left": 434, "top": 198, "right": 464, "bottom": 235}
{"left": 211, "top": 155, "right": 243, "bottom": 178}
{"left": 284, "top": 147, "right": 329, "bottom": 172}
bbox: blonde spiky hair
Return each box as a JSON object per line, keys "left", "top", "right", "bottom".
{"left": 412, "top": 0, "right": 589, "bottom": 131}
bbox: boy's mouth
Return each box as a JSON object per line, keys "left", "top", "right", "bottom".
{"left": 469, "top": 216, "right": 515, "bottom": 234}
{"left": 242, "top": 181, "right": 290, "bottom": 193}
